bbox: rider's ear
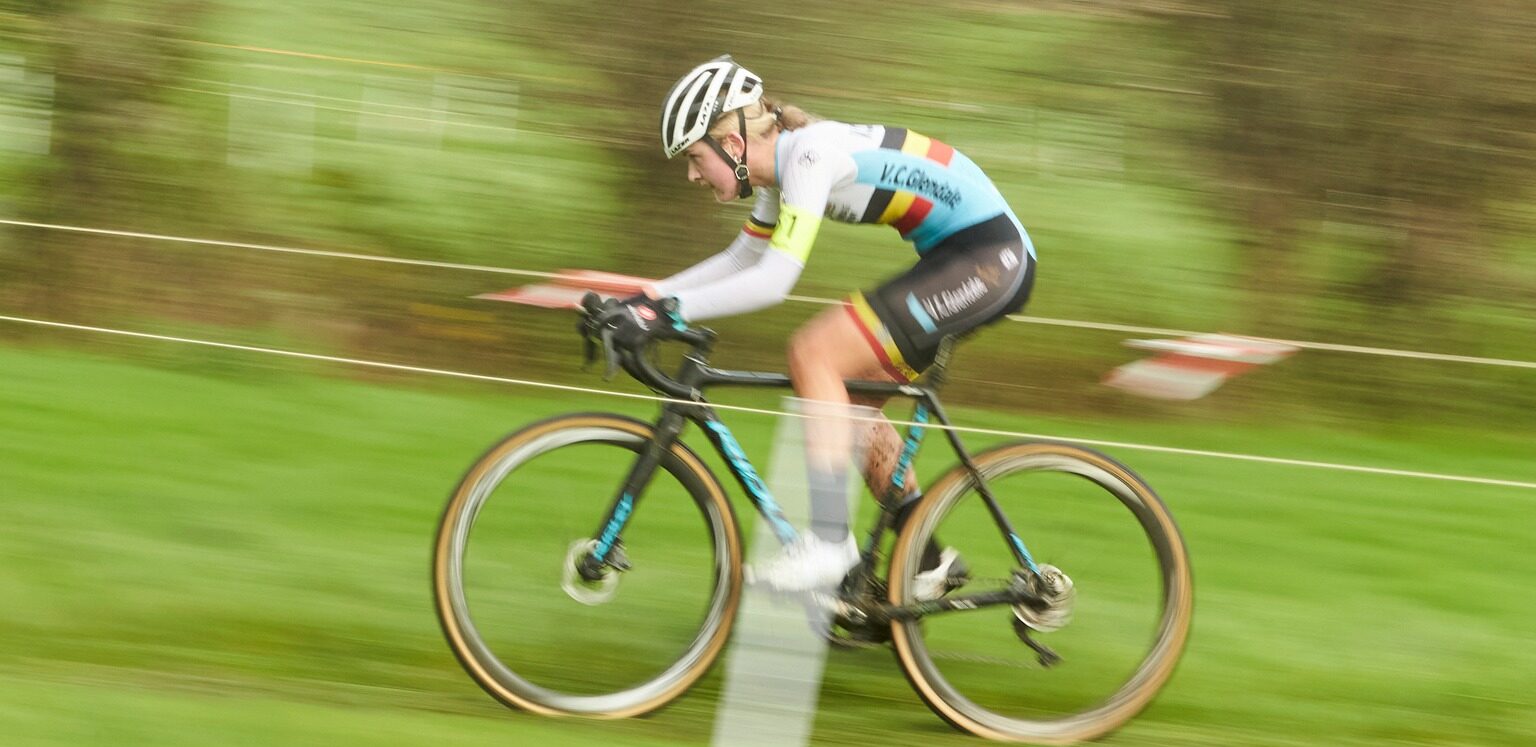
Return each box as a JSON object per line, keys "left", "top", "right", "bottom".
{"left": 723, "top": 131, "right": 746, "bottom": 159}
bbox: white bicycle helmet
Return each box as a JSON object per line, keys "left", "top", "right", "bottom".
{"left": 660, "top": 55, "right": 765, "bottom": 198}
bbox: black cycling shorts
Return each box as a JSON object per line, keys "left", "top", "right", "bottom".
{"left": 846, "top": 214, "right": 1036, "bottom": 381}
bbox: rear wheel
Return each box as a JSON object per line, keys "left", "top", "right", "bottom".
{"left": 889, "top": 441, "right": 1192, "bottom": 743}
{"left": 433, "top": 413, "right": 743, "bottom": 718}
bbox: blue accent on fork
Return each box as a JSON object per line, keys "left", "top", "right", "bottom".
{"left": 593, "top": 492, "right": 634, "bottom": 562}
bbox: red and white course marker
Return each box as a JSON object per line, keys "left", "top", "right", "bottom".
{"left": 475, "top": 269, "right": 655, "bottom": 309}
{"left": 1103, "top": 334, "right": 1298, "bottom": 400}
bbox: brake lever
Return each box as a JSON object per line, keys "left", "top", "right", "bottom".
{"left": 581, "top": 326, "right": 598, "bottom": 369}
{"left": 578, "top": 291, "right": 610, "bottom": 372}
{"left": 599, "top": 327, "right": 620, "bottom": 381}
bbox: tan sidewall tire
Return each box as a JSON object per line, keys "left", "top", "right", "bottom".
{"left": 432, "top": 413, "right": 743, "bottom": 718}
{"left": 889, "top": 441, "right": 1193, "bottom": 744}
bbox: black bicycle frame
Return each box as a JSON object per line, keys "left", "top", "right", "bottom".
{"left": 583, "top": 346, "right": 1044, "bottom": 584}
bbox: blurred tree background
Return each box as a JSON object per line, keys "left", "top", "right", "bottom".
{"left": 2, "top": 0, "right": 1533, "bottom": 425}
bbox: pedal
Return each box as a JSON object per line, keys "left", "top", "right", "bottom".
{"left": 911, "top": 548, "right": 971, "bottom": 601}
{"left": 826, "top": 620, "right": 891, "bottom": 649}
{"left": 944, "top": 555, "right": 972, "bottom": 593}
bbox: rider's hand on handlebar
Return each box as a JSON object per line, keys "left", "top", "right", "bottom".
{"left": 577, "top": 291, "right": 715, "bottom": 394}
{"left": 595, "top": 294, "right": 685, "bottom": 350}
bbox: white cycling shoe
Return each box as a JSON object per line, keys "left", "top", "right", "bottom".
{"left": 910, "top": 547, "right": 969, "bottom": 602}
{"left": 746, "top": 533, "right": 859, "bottom": 593}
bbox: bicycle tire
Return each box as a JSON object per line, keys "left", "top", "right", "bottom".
{"left": 433, "top": 413, "right": 743, "bottom": 718}
{"left": 888, "top": 441, "right": 1193, "bottom": 744}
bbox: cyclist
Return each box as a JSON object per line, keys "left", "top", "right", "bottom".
{"left": 603, "top": 55, "right": 1037, "bottom": 596}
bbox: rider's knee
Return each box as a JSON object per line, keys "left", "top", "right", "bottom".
{"left": 786, "top": 325, "right": 827, "bottom": 374}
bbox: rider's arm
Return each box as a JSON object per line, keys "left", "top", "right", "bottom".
{"left": 665, "top": 248, "right": 805, "bottom": 321}
{"left": 650, "top": 193, "right": 780, "bottom": 297}
{"left": 666, "top": 140, "right": 836, "bottom": 322}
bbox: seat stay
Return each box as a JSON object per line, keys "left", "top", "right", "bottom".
{"left": 927, "top": 396, "right": 1042, "bottom": 575}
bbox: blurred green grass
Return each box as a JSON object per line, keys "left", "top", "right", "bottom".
{"left": 2, "top": 344, "right": 1533, "bottom": 746}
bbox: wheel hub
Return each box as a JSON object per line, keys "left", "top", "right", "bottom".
{"left": 1013, "top": 564, "right": 1075, "bottom": 632}
{"left": 561, "top": 539, "right": 620, "bottom": 605}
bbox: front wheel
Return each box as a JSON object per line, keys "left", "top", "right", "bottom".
{"left": 889, "top": 441, "right": 1193, "bottom": 744}
{"left": 433, "top": 413, "right": 743, "bottom": 718}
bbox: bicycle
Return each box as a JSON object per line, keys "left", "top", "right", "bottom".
{"left": 432, "top": 293, "right": 1193, "bottom": 743}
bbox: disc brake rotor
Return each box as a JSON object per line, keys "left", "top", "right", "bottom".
{"left": 561, "top": 539, "right": 620, "bottom": 605}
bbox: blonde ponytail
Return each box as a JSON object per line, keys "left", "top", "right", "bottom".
{"left": 706, "top": 94, "right": 819, "bottom": 142}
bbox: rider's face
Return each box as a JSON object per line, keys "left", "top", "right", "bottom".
{"left": 683, "top": 138, "right": 743, "bottom": 203}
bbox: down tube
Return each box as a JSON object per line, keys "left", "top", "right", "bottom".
{"left": 691, "top": 409, "right": 800, "bottom": 547}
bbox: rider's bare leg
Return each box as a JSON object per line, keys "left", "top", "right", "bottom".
{"left": 786, "top": 305, "right": 947, "bottom": 575}
{"left": 849, "top": 392, "right": 944, "bottom": 567}
{"left": 786, "top": 306, "right": 889, "bottom": 541}
{"left": 848, "top": 393, "right": 919, "bottom": 504}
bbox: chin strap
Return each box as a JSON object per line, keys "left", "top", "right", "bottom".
{"left": 703, "top": 109, "right": 753, "bottom": 199}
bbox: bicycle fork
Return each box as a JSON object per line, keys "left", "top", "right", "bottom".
{"left": 576, "top": 403, "right": 803, "bottom": 584}
{"left": 575, "top": 409, "right": 691, "bottom": 582}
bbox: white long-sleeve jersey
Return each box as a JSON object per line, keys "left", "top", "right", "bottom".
{"left": 653, "top": 120, "right": 1030, "bottom": 322}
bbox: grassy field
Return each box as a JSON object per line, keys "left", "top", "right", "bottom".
{"left": 2, "top": 343, "right": 1533, "bottom": 746}
{"left": 5, "top": 3, "right": 1535, "bottom": 745}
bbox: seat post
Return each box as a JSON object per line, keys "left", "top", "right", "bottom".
{"left": 922, "top": 336, "right": 959, "bottom": 391}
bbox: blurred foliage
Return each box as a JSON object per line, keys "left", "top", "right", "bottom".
{"left": 1172, "top": 1, "right": 1536, "bottom": 323}
{"left": 0, "top": 0, "right": 1533, "bottom": 425}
